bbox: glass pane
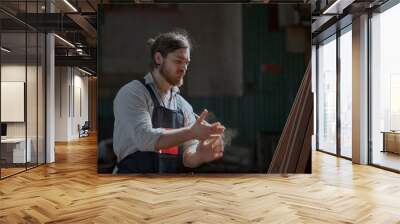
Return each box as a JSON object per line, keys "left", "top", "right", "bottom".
{"left": 1, "top": 30, "right": 27, "bottom": 177}
{"left": 27, "top": 31, "right": 38, "bottom": 169}
{"left": 371, "top": 4, "right": 400, "bottom": 171}
{"left": 312, "top": 45, "right": 317, "bottom": 151}
{"left": 339, "top": 29, "right": 352, "bottom": 158}
{"left": 318, "top": 37, "right": 337, "bottom": 154}
{"left": 38, "top": 32, "right": 45, "bottom": 165}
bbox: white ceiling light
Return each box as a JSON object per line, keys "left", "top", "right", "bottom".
{"left": 54, "top": 34, "right": 75, "bottom": 48}
{"left": 76, "top": 48, "right": 85, "bottom": 55}
{"left": 63, "top": 0, "right": 78, "bottom": 12}
{"left": 323, "top": 0, "right": 355, "bottom": 15}
{"left": 78, "top": 67, "right": 92, "bottom": 76}
{"left": 1, "top": 47, "right": 11, "bottom": 53}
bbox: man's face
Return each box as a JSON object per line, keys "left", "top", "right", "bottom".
{"left": 158, "top": 48, "right": 190, "bottom": 87}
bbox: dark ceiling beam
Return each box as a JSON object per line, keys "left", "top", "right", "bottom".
{"left": 51, "top": 1, "right": 97, "bottom": 47}
{"left": 86, "top": 0, "right": 97, "bottom": 11}
{"left": 55, "top": 55, "right": 96, "bottom": 72}
{"left": 0, "top": 8, "right": 37, "bottom": 31}
{"left": 2, "top": 13, "right": 84, "bottom": 32}
{"left": 67, "top": 13, "right": 97, "bottom": 41}
{"left": 148, "top": 0, "right": 306, "bottom": 2}
{"left": 102, "top": 0, "right": 307, "bottom": 3}
{"left": 266, "top": 0, "right": 308, "bottom": 2}
{"left": 2, "top": 12, "right": 95, "bottom": 48}
{"left": 153, "top": 0, "right": 250, "bottom": 2}
{"left": 55, "top": 47, "right": 97, "bottom": 57}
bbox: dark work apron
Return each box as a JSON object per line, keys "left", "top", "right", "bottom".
{"left": 117, "top": 79, "right": 185, "bottom": 173}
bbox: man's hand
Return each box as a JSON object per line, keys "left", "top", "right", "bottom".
{"left": 195, "top": 135, "right": 225, "bottom": 164}
{"left": 189, "top": 109, "right": 225, "bottom": 140}
{"left": 155, "top": 109, "right": 225, "bottom": 152}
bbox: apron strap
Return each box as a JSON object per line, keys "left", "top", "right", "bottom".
{"left": 139, "top": 79, "right": 161, "bottom": 107}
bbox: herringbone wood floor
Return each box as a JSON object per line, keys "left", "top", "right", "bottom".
{"left": 1, "top": 135, "right": 400, "bottom": 223}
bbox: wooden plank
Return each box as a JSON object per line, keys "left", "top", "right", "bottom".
{"left": 268, "top": 62, "right": 312, "bottom": 173}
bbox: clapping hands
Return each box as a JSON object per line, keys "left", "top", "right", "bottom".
{"left": 189, "top": 109, "right": 225, "bottom": 141}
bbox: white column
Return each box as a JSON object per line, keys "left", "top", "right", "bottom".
{"left": 46, "top": 1, "right": 55, "bottom": 163}
{"left": 352, "top": 14, "right": 369, "bottom": 164}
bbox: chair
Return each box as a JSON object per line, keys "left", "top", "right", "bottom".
{"left": 78, "top": 121, "right": 90, "bottom": 138}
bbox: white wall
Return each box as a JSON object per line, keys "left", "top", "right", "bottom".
{"left": 55, "top": 67, "right": 89, "bottom": 141}
{"left": 1, "top": 63, "right": 46, "bottom": 164}
{"left": 1, "top": 66, "right": 26, "bottom": 139}
{"left": 71, "top": 71, "right": 89, "bottom": 138}
{"left": 55, "top": 67, "right": 69, "bottom": 141}
{"left": 1, "top": 65, "right": 39, "bottom": 137}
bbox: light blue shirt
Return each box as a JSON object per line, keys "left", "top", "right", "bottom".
{"left": 113, "top": 73, "right": 198, "bottom": 162}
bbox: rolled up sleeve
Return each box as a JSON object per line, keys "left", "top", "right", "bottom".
{"left": 114, "top": 83, "right": 163, "bottom": 152}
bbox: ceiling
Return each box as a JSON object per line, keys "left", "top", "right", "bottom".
{"left": 0, "top": 0, "right": 100, "bottom": 74}
{"left": 1, "top": 0, "right": 312, "bottom": 75}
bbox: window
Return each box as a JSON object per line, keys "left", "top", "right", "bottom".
{"left": 370, "top": 2, "right": 400, "bottom": 171}
{"left": 339, "top": 27, "right": 352, "bottom": 158}
{"left": 0, "top": 1, "right": 46, "bottom": 179}
{"left": 317, "top": 36, "right": 337, "bottom": 154}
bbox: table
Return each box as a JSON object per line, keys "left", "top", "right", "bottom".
{"left": 1, "top": 138, "right": 32, "bottom": 163}
{"left": 381, "top": 131, "right": 400, "bottom": 154}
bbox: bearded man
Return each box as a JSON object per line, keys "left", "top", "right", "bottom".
{"left": 113, "top": 31, "right": 226, "bottom": 173}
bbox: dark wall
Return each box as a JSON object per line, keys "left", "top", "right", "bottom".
{"left": 187, "top": 4, "right": 310, "bottom": 147}
{"left": 98, "top": 4, "right": 243, "bottom": 142}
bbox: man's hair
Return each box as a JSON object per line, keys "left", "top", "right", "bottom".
{"left": 147, "top": 30, "right": 192, "bottom": 68}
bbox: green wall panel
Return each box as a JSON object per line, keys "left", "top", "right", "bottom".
{"left": 187, "top": 5, "right": 305, "bottom": 148}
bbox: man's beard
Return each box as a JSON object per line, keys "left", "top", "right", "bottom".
{"left": 159, "top": 63, "right": 183, "bottom": 86}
